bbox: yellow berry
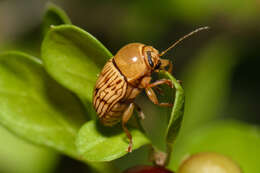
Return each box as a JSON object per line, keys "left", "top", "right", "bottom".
{"left": 178, "top": 152, "right": 242, "bottom": 173}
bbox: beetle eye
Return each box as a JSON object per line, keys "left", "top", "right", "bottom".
{"left": 155, "top": 60, "right": 161, "bottom": 70}
{"left": 147, "top": 51, "right": 154, "bottom": 67}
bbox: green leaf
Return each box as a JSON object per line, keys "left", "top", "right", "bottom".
{"left": 161, "top": 71, "right": 184, "bottom": 144}
{"left": 41, "top": 24, "right": 112, "bottom": 118}
{"left": 157, "top": 71, "right": 184, "bottom": 164}
{"left": 168, "top": 120, "right": 260, "bottom": 173}
{"left": 0, "top": 51, "right": 87, "bottom": 157}
{"left": 42, "top": 24, "right": 112, "bottom": 100}
{"left": 42, "top": 3, "right": 71, "bottom": 36}
{"left": 0, "top": 125, "right": 58, "bottom": 173}
{"left": 0, "top": 51, "right": 118, "bottom": 173}
{"left": 76, "top": 120, "right": 150, "bottom": 162}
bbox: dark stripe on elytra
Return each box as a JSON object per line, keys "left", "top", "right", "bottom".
{"left": 98, "top": 74, "right": 118, "bottom": 91}
{"left": 112, "top": 58, "right": 128, "bottom": 82}
{"left": 99, "top": 78, "right": 125, "bottom": 116}
{"left": 107, "top": 83, "right": 126, "bottom": 113}
{"left": 97, "top": 68, "right": 115, "bottom": 88}
{"left": 100, "top": 98, "right": 111, "bottom": 115}
{"left": 102, "top": 87, "right": 123, "bottom": 114}
{"left": 98, "top": 91, "right": 111, "bottom": 114}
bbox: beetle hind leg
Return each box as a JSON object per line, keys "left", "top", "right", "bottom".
{"left": 134, "top": 102, "right": 145, "bottom": 119}
{"left": 122, "top": 103, "right": 135, "bottom": 152}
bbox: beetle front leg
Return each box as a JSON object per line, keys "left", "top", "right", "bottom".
{"left": 145, "top": 87, "right": 173, "bottom": 107}
{"left": 160, "top": 59, "right": 173, "bottom": 73}
{"left": 122, "top": 102, "right": 135, "bottom": 152}
{"left": 147, "top": 79, "right": 173, "bottom": 88}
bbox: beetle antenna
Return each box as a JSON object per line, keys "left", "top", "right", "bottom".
{"left": 159, "top": 26, "right": 210, "bottom": 56}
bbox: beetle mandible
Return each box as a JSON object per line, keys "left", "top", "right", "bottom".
{"left": 93, "top": 26, "right": 209, "bottom": 152}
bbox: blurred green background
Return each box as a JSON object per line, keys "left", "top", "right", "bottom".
{"left": 0, "top": 0, "right": 259, "bottom": 172}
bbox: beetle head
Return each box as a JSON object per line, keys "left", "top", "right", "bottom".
{"left": 144, "top": 26, "right": 210, "bottom": 72}
{"left": 113, "top": 27, "right": 209, "bottom": 83}
{"left": 114, "top": 43, "right": 163, "bottom": 83}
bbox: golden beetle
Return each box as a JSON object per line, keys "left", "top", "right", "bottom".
{"left": 93, "top": 27, "right": 209, "bottom": 152}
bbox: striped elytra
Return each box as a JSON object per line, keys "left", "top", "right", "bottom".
{"left": 93, "top": 59, "right": 135, "bottom": 126}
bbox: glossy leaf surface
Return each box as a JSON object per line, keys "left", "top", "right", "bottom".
{"left": 0, "top": 51, "right": 87, "bottom": 157}
{"left": 42, "top": 24, "right": 112, "bottom": 102}
{"left": 76, "top": 120, "right": 150, "bottom": 162}
{"left": 0, "top": 125, "right": 58, "bottom": 173}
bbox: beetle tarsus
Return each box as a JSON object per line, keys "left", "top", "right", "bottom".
{"left": 177, "top": 80, "right": 183, "bottom": 84}
{"left": 158, "top": 103, "right": 173, "bottom": 107}
{"left": 127, "top": 140, "right": 133, "bottom": 152}
{"left": 154, "top": 87, "right": 164, "bottom": 95}
{"left": 122, "top": 103, "right": 135, "bottom": 153}
{"left": 138, "top": 111, "right": 145, "bottom": 119}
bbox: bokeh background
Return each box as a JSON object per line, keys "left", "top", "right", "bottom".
{"left": 0, "top": 0, "right": 259, "bottom": 172}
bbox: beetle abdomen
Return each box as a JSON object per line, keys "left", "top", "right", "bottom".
{"left": 93, "top": 59, "right": 127, "bottom": 123}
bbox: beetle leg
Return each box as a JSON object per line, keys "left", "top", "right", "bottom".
{"left": 160, "top": 59, "right": 173, "bottom": 73}
{"left": 147, "top": 79, "right": 173, "bottom": 88}
{"left": 122, "top": 102, "right": 135, "bottom": 152}
{"left": 145, "top": 87, "right": 173, "bottom": 107}
{"left": 134, "top": 102, "right": 145, "bottom": 119}
{"left": 154, "top": 86, "right": 164, "bottom": 95}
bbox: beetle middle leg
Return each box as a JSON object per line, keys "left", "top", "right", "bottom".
{"left": 145, "top": 87, "right": 173, "bottom": 107}
{"left": 122, "top": 102, "right": 135, "bottom": 152}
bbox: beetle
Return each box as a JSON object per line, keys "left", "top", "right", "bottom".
{"left": 93, "top": 26, "right": 209, "bottom": 152}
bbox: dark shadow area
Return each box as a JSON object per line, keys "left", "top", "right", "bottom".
{"left": 54, "top": 155, "right": 91, "bottom": 173}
